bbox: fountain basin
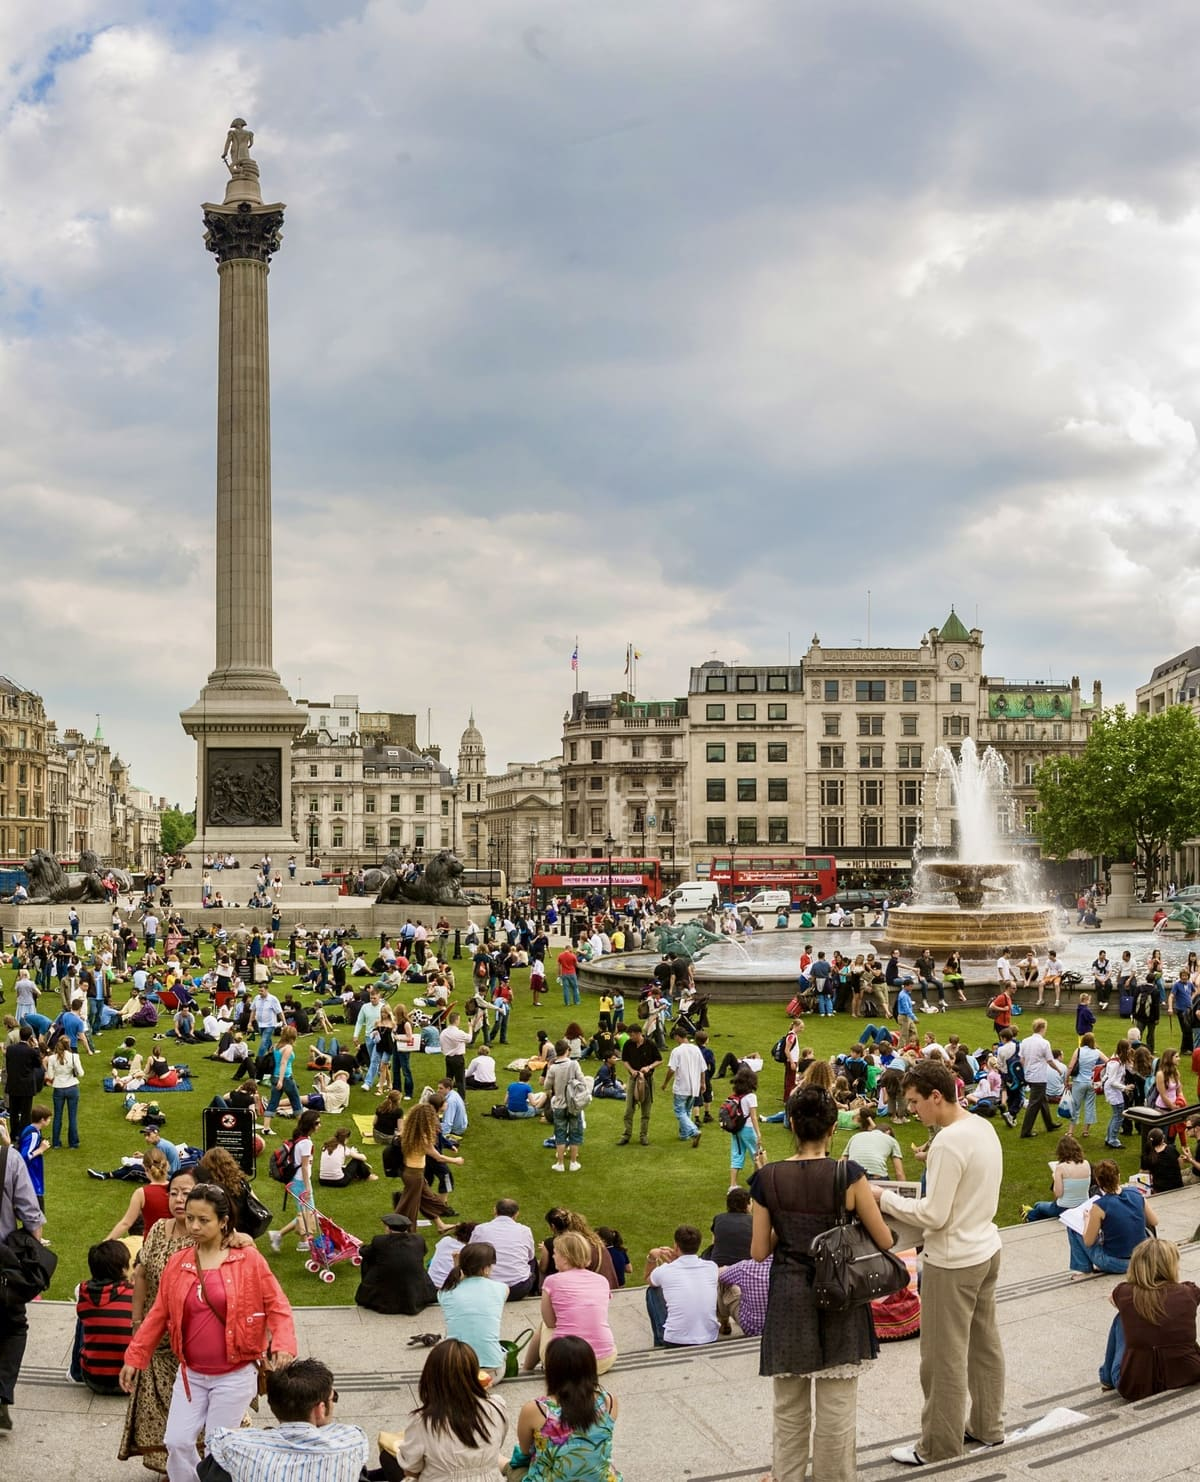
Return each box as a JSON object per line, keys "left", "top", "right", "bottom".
{"left": 873, "top": 904, "right": 1059, "bottom": 960}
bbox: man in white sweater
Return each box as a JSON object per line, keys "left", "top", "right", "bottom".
{"left": 873, "top": 1058, "right": 1005, "bottom": 1465}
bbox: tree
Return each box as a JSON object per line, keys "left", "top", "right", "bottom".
{"left": 1034, "top": 705, "right": 1200, "bottom": 895}
{"left": 160, "top": 807, "right": 196, "bottom": 856}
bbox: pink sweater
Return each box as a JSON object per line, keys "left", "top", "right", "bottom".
{"left": 543, "top": 1268, "right": 615, "bottom": 1357}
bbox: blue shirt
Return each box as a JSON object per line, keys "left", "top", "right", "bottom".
{"left": 147, "top": 1136, "right": 180, "bottom": 1175}
{"left": 58, "top": 1011, "right": 87, "bottom": 1049}
{"left": 438, "top": 1275, "right": 508, "bottom": 1369}
{"left": 207, "top": 1421, "right": 369, "bottom": 1482}
{"left": 1095, "top": 1188, "right": 1147, "bottom": 1261}
{"left": 506, "top": 1082, "right": 533, "bottom": 1113}
{"left": 895, "top": 987, "right": 915, "bottom": 1019}
{"left": 18, "top": 1123, "right": 44, "bottom": 1197}
{"left": 441, "top": 1090, "right": 468, "bottom": 1137}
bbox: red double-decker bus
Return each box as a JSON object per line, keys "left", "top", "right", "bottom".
{"left": 705, "top": 853, "right": 837, "bottom": 907}
{"left": 533, "top": 857, "right": 664, "bottom": 910}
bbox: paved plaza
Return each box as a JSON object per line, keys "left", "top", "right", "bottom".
{"left": 8, "top": 1182, "right": 1200, "bottom": 1481}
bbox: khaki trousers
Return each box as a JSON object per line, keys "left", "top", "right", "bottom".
{"left": 715, "top": 1279, "right": 741, "bottom": 1329}
{"left": 772, "top": 1373, "right": 858, "bottom": 1482}
{"left": 919, "top": 1250, "right": 1005, "bottom": 1460}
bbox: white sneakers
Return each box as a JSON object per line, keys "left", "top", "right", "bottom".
{"left": 568, "top": 1161, "right": 582, "bottom": 1172}
{"left": 268, "top": 1231, "right": 282, "bottom": 1253}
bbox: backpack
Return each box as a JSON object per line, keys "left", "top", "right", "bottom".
{"left": 268, "top": 1138, "right": 297, "bottom": 1184}
{"left": 1134, "top": 987, "right": 1156, "bottom": 1022}
{"left": 771, "top": 1035, "right": 788, "bottom": 1064}
{"left": 565, "top": 1070, "right": 592, "bottom": 1114}
{"left": 718, "top": 1093, "right": 747, "bottom": 1135}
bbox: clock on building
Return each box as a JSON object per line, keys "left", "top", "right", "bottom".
{"left": 946, "top": 653, "right": 965, "bottom": 670}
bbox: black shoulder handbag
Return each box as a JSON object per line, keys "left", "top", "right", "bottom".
{"left": 0, "top": 1147, "right": 58, "bottom": 1308}
{"left": 240, "top": 1182, "right": 273, "bottom": 1240}
{"left": 808, "top": 1159, "right": 909, "bottom": 1312}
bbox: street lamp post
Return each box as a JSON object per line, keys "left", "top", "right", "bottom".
{"left": 604, "top": 830, "right": 616, "bottom": 913}
{"left": 728, "top": 835, "right": 737, "bottom": 907}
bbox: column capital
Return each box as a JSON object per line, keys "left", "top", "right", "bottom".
{"left": 203, "top": 201, "right": 285, "bottom": 265}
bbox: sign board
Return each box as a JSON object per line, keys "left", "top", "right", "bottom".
{"left": 202, "top": 1105, "right": 257, "bottom": 1178}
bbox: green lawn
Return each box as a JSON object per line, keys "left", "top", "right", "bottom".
{"left": 11, "top": 945, "right": 1155, "bottom": 1306}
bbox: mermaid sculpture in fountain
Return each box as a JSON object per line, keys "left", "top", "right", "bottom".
{"left": 653, "top": 920, "right": 728, "bottom": 958}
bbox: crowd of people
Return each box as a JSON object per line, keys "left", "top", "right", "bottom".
{"left": 5, "top": 891, "right": 1200, "bottom": 1481}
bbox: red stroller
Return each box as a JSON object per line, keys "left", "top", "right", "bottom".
{"left": 304, "top": 1209, "right": 364, "bottom": 1284}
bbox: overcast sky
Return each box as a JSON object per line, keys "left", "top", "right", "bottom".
{"left": 5, "top": 0, "right": 1200, "bottom": 808}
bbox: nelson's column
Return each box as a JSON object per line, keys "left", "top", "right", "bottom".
{"left": 180, "top": 120, "right": 306, "bottom": 860}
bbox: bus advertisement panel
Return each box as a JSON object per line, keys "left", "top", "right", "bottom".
{"left": 706, "top": 854, "right": 837, "bottom": 907}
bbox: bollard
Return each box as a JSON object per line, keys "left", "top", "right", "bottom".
{"left": 453, "top": 928, "right": 462, "bottom": 960}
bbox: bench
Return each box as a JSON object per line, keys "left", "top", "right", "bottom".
{"left": 1125, "top": 1100, "right": 1200, "bottom": 1156}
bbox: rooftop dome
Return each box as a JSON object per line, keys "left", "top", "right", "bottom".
{"left": 460, "top": 709, "right": 483, "bottom": 746}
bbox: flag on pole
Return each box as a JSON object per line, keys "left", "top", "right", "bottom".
{"left": 571, "top": 643, "right": 579, "bottom": 672}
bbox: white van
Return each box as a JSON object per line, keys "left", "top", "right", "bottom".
{"left": 664, "top": 881, "right": 720, "bottom": 914}
{"left": 742, "top": 889, "right": 792, "bottom": 914}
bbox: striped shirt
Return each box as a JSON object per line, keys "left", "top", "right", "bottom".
{"left": 76, "top": 1280, "right": 134, "bottom": 1383}
{"left": 206, "top": 1421, "right": 369, "bottom": 1482}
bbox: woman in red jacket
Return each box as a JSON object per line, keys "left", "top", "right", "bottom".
{"left": 119, "top": 1182, "right": 296, "bottom": 1482}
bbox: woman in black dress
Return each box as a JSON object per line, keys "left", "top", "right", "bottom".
{"left": 750, "top": 1084, "right": 896, "bottom": 1482}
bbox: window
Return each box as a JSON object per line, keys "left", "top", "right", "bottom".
{"left": 589, "top": 777, "right": 603, "bottom": 790}
{"left": 1025, "top": 805, "right": 1038, "bottom": 827}
{"left": 902, "top": 680, "right": 917, "bottom": 702}
{"left": 305, "top": 796, "right": 318, "bottom": 813}
{"left": 331, "top": 795, "right": 344, "bottom": 813}
{"left": 767, "top": 674, "right": 788, "bottom": 691}
{"left": 898, "top": 778, "right": 922, "bottom": 806}
{"left": 768, "top": 817, "right": 789, "bottom": 843}
{"left": 821, "top": 815, "right": 844, "bottom": 847}
{"left": 365, "top": 826, "right": 377, "bottom": 847}
{"left": 706, "top": 779, "right": 726, "bottom": 802}
{"left": 737, "top": 778, "right": 757, "bottom": 802}
{"left": 333, "top": 764, "right": 343, "bottom": 778}
{"left": 364, "top": 796, "right": 376, "bottom": 813}
{"left": 950, "top": 683, "right": 963, "bottom": 703}
{"left": 332, "top": 826, "right": 344, "bottom": 848}
{"left": 737, "top": 742, "right": 757, "bottom": 762}
{"left": 659, "top": 739, "right": 674, "bottom": 758}
{"left": 339, "top": 715, "right": 349, "bottom": 728}
{"left": 659, "top": 774, "right": 672, "bottom": 789}
{"left": 819, "top": 745, "right": 844, "bottom": 769}
{"left": 943, "top": 715, "right": 969, "bottom": 737}
{"left": 768, "top": 704, "right": 788, "bottom": 721}
{"left": 567, "top": 777, "right": 578, "bottom": 792}
{"left": 1023, "top": 762, "right": 1037, "bottom": 785}
{"left": 855, "top": 680, "right": 885, "bottom": 702}
{"left": 706, "top": 817, "right": 727, "bottom": 844}
{"left": 859, "top": 778, "right": 883, "bottom": 807}
{"left": 568, "top": 807, "right": 578, "bottom": 834}
{"left": 897, "top": 745, "right": 922, "bottom": 769}
{"left": 630, "top": 739, "right": 644, "bottom": 759}
{"left": 16, "top": 764, "right": 25, "bottom": 785}
{"left": 632, "top": 806, "right": 645, "bottom": 832}
{"left": 736, "top": 704, "right": 756, "bottom": 721}
{"left": 388, "top": 825, "right": 402, "bottom": 846}
{"left": 899, "top": 815, "right": 920, "bottom": 847}
{"left": 858, "top": 714, "right": 884, "bottom": 736}
{"left": 308, "top": 764, "right": 317, "bottom": 778}
{"left": 569, "top": 741, "right": 577, "bottom": 761}
{"left": 706, "top": 703, "right": 726, "bottom": 720}
{"left": 705, "top": 673, "right": 728, "bottom": 691}
{"left": 823, "top": 715, "right": 841, "bottom": 737}
{"left": 858, "top": 745, "right": 884, "bottom": 769}
{"left": 1024, "top": 724, "right": 1035, "bottom": 741}
{"left": 820, "top": 778, "right": 844, "bottom": 806}
{"left": 591, "top": 739, "right": 603, "bottom": 760}
{"left": 441, "top": 799, "right": 449, "bottom": 816}
{"left": 736, "top": 674, "right": 758, "bottom": 692}
{"left": 628, "top": 775, "right": 644, "bottom": 789}
{"left": 706, "top": 743, "right": 726, "bottom": 762}
{"left": 859, "top": 815, "right": 882, "bottom": 847}
{"left": 767, "top": 778, "right": 788, "bottom": 802}
{"left": 390, "top": 794, "right": 400, "bottom": 812}
{"left": 1052, "top": 723, "right": 1063, "bottom": 740}
{"left": 737, "top": 818, "right": 758, "bottom": 844}
{"left": 824, "top": 680, "right": 839, "bottom": 701}
{"left": 414, "top": 831, "right": 425, "bottom": 849}
{"left": 767, "top": 742, "right": 787, "bottom": 762}
{"left": 901, "top": 715, "right": 918, "bottom": 736}
{"left": 16, "top": 796, "right": 26, "bottom": 817}
{"left": 415, "top": 796, "right": 424, "bottom": 812}
{"left": 590, "top": 807, "right": 603, "bottom": 831}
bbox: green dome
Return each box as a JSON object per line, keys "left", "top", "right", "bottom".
{"left": 939, "top": 608, "right": 970, "bottom": 643}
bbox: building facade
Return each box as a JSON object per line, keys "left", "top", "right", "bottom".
{"left": 44, "top": 722, "right": 163, "bottom": 871}
{"left": 1137, "top": 649, "right": 1200, "bottom": 884}
{"left": 485, "top": 758, "right": 563, "bottom": 890}
{"left": 457, "top": 714, "right": 489, "bottom": 877}
{"left": 686, "top": 661, "right": 805, "bottom": 863}
{"left": 560, "top": 691, "right": 690, "bottom": 876}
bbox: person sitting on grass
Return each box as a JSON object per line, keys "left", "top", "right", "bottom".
{"left": 592, "top": 1052, "right": 626, "bottom": 1100}
{"left": 318, "top": 1127, "right": 379, "bottom": 1186}
{"left": 464, "top": 1048, "right": 498, "bottom": 1090}
{"left": 492, "top": 1068, "right": 538, "bottom": 1119}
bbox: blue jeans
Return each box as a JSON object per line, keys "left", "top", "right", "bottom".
{"left": 391, "top": 1050, "right": 414, "bottom": 1096}
{"left": 1024, "top": 1199, "right": 1065, "bottom": 1222}
{"left": 672, "top": 1093, "right": 700, "bottom": 1140}
{"left": 52, "top": 1084, "right": 80, "bottom": 1148}
{"left": 88, "top": 997, "right": 104, "bottom": 1035}
{"left": 561, "top": 974, "right": 580, "bottom": 1006}
{"left": 818, "top": 993, "right": 833, "bottom": 1016}
{"left": 267, "top": 1076, "right": 302, "bottom": 1117}
{"left": 858, "top": 1024, "right": 893, "bottom": 1045}
{"left": 1105, "top": 1103, "right": 1125, "bottom": 1144}
{"left": 1068, "top": 1230, "right": 1130, "bottom": 1275}
{"left": 646, "top": 1284, "right": 669, "bottom": 1346}
{"left": 551, "top": 1107, "right": 584, "bottom": 1149}
{"left": 363, "top": 1044, "right": 383, "bottom": 1091}
{"left": 1100, "top": 1311, "right": 1125, "bottom": 1388}
{"left": 257, "top": 1026, "right": 276, "bottom": 1057}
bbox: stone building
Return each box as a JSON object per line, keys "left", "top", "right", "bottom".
{"left": 45, "top": 721, "right": 163, "bottom": 870}
{"left": 1137, "top": 648, "right": 1200, "bottom": 884}
{"left": 485, "top": 758, "right": 563, "bottom": 890}
{"left": 560, "top": 691, "right": 689, "bottom": 876}
{"left": 0, "top": 676, "right": 49, "bottom": 860}
{"left": 686, "top": 661, "right": 805, "bottom": 861}
{"left": 457, "top": 714, "right": 489, "bottom": 876}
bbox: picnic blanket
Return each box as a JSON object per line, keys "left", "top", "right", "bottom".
{"left": 103, "top": 1076, "right": 195, "bottom": 1093}
{"left": 352, "top": 1113, "right": 376, "bottom": 1141}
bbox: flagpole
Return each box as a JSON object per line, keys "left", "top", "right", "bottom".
{"left": 574, "top": 635, "right": 579, "bottom": 694}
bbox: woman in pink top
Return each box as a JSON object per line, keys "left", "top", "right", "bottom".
{"left": 522, "top": 1232, "right": 617, "bottom": 1375}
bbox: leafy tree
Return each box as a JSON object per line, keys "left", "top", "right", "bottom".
{"left": 1034, "top": 705, "right": 1200, "bottom": 895}
{"left": 160, "top": 807, "right": 196, "bottom": 855}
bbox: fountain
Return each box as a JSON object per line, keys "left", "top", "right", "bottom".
{"left": 875, "top": 737, "right": 1058, "bottom": 959}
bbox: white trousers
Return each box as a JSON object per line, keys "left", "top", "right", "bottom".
{"left": 163, "top": 1362, "right": 259, "bottom": 1482}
